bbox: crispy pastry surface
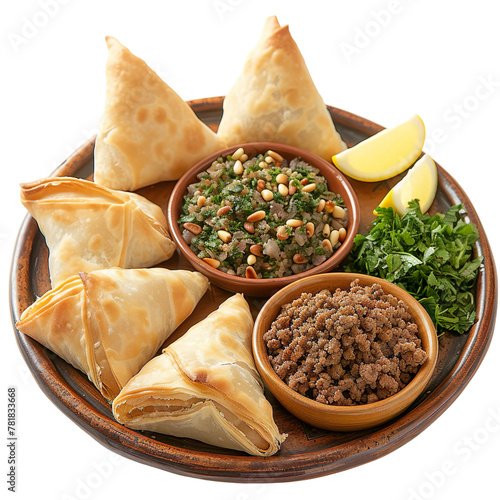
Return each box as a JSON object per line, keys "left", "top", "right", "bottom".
{"left": 20, "top": 176, "right": 176, "bottom": 287}
{"left": 94, "top": 37, "right": 226, "bottom": 190}
{"left": 113, "top": 294, "right": 286, "bottom": 456}
{"left": 16, "top": 268, "right": 209, "bottom": 400}
{"left": 217, "top": 16, "right": 346, "bottom": 159}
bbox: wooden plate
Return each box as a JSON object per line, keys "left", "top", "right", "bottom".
{"left": 10, "top": 97, "right": 497, "bottom": 482}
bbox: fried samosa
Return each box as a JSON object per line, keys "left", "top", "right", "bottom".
{"left": 16, "top": 268, "right": 209, "bottom": 400}
{"left": 112, "top": 294, "right": 286, "bottom": 456}
{"left": 217, "top": 16, "right": 346, "bottom": 160}
{"left": 94, "top": 37, "right": 226, "bottom": 191}
{"left": 20, "top": 177, "right": 176, "bottom": 287}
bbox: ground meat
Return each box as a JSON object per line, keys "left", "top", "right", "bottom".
{"left": 264, "top": 280, "right": 428, "bottom": 406}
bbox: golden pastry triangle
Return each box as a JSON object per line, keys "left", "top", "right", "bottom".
{"left": 20, "top": 177, "right": 176, "bottom": 287}
{"left": 113, "top": 294, "right": 286, "bottom": 456}
{"left": 217, "top": 15, "right": 346, "bottom": 160}
{"left": 94, "top": 37, "right": 226, "bottom": 191}
{"left": 16, "top": 268, "right": 209, "bottom": 400}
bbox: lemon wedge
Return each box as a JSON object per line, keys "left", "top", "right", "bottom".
{"left": 332, "top": 115, "right": 426, "bottom": 182}
{"left": 376, "top": 154, "right": 438, "bottom": 216}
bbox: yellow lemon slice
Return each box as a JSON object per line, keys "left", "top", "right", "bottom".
{"left": 332, "top": 115, "right": 426, "bottom": 182}
{"left": 376, "top": 154, "right": 438, "bottom": 216}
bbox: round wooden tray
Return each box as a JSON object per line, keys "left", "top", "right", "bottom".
{"left": 10, "top": 97, "right": 497, "bottom": 482}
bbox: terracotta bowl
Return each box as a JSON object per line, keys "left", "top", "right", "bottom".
{"left": 167, "top": 142, "right": 360, "bottom": 297}
{"left": 252, "top": 273, "right": 439, "bottom": 431}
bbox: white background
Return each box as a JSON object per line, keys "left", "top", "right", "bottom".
{"left": 2, "top": 1, "right": 499, "bottom": 499}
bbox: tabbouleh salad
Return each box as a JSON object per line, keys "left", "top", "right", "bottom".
{"left": 178, "top": 148, "right": 349, "bottom": 279}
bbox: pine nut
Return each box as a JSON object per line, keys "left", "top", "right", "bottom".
{"left": 244, "top": 222, "right": 255, "bottom": 234}
{"left": 333, "top": 206, "right": 346, "bottom": 219}
{"left": 288, "top": 183, "right": 297, "bottom": 195}
{"left": 247, "top": 254, "right": 257, "bottom": 266}
{"left": 316, "top": 199, "right": 326, "bottom": 212}
{"left": 246, "top": 266, "right": 258, "bottom": 279}
{"left": 233, "top": 160, "right": 244, "bottom": 175}
{"left": 259, "top": 161, "right": 267, "bottom": 168}
{"left": 306, "top": 222, "right": 315, "bottom": 238}
{"left": 325, "top": 201, "right": 336, "bottom": 213}
{"left": 261, "top": 189, "right": 274, "bottom": 202}
{"left": 240, "top": 153, "right": 248, "bottom": 162}
{"left": 276, "top": 173, "right": 288, "bottom": 184}
{"left": 217, "top": 230, "right": 232, "bottom": 243}
{"left": 300, "top": 178, "right": 309, "bottom": 185}
{"left": 278, "top": 184, "right": 289, "bottom": 197}
{"left": 302, "top": 183, "right": 316, "bottom": 193}
{"left": 286, "top": 219, "right": 303, "bottom": 228}
{"left": 262, "top": 262, "right": 273, "bottom": 270}
{"left": 232, "top": 148, "right": 244, "bottom": 161}
{"left": 322, "top": 239, "right": 333, "bottom": 253}
{"left": 217, "top": 206, "right": 231, "bottom": 216}
{"left": 203, "top": 257, "right": 220, "bottom": 269}
{"left": 293, "top": 254, "right": 308, "bottom": 264}
{"left": 197, "top": 195, "right": 206, "bottom": 208}
{"left": 329, "top": 229, "right": 340, "bottom": 247}
{"left": 265, "top": 156, "right": 273, "bottom": 164}
{"left": 184, "top": 222, "right": 202, "bottom": 235}
{"left": 256, "top": 179, "right": 265, "bottom": 192}
{"left": 247, "top": 210, "right": 266, "bottom": 223}
{"left": 322, "top": 224, "right": 331, "bottom": 237}
{"left": 250, "top": 244, "right": 264, "bottom": 257}
{"left": 267, "top": 150, "right": 284, "bottom": 162}
{"left": 277, "top": 226, "right": 289, "bottom": 240}
{"left": 339, "top": 227, "right": 347, "bottom": 242}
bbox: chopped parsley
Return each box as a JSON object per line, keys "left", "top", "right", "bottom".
{"left": 344, "top": 200, "right": 482, "bottom": 335}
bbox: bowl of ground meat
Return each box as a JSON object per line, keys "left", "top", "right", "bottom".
{"left": 252, "top": 273, "right": 439, "bottom": 431}
{"left": 167, "top": 143, "right": 360, "bottom": 297}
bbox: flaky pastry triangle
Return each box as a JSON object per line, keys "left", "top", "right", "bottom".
{"left": 16, "top": 268, "right": 209, "bottom": 400}
{"left": 20, "top": 176, "right": 176, "bottom": 287}
{"left": 217, "top": 16, "right": 346, "bottom": 160}
{"left": 113, "top": 294, "right": 286, "bottom": 456}
{"left": 94, "top": 37, "right": 226, "bottom": 191}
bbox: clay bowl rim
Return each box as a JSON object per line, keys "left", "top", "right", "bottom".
{"left": 252, "top": 272, "right": 439, "bottom": 425}
{"left": 167, "top": 142, "right": 361, "bottom": 296}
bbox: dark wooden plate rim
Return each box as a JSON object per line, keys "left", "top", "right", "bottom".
{"left": 9, "top": 97, "right": 497, "bottom": 482}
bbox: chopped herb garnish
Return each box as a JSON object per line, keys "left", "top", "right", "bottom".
{"left": 344, "top": 200, "right": 482, "bottom": 335}
{"left": 178, "top": 214, "right": 198, "bottom": 224}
